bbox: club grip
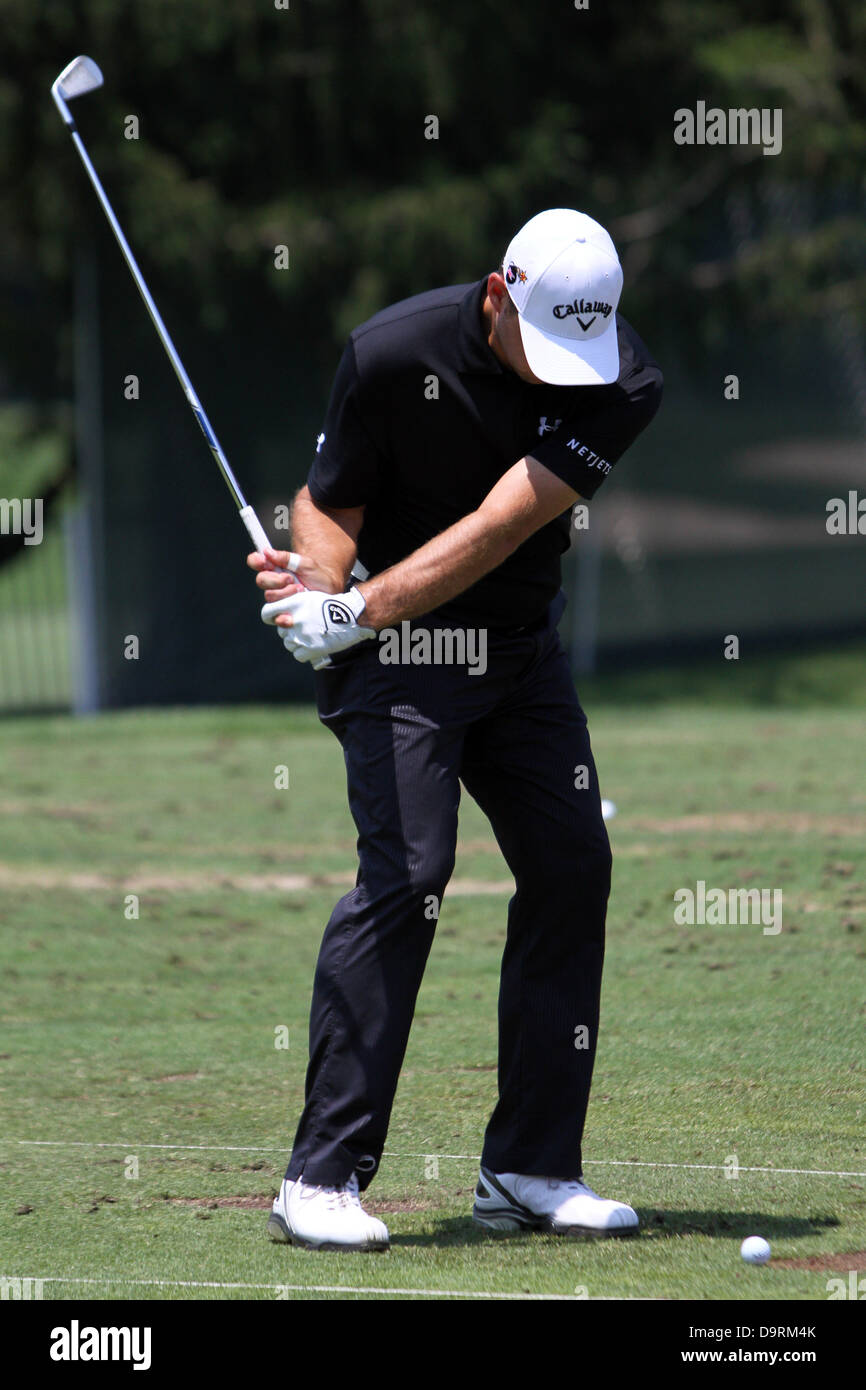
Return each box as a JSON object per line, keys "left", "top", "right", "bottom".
{"left": 240, "top": 505, "right": 331, "bottom": 670}
{"left": 240, "top": 505, "right": 284, "bottom": 564}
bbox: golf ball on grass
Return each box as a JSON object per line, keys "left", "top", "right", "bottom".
{"left": 601, "top": 799, "right": 617, "bottom": 821}
{"left": 741, "top": 1236, "right": 771, "bottom": 1264}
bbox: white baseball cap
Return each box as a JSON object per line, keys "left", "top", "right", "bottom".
{"left": 502, "top": 208, "right": 623, "bottom": 386}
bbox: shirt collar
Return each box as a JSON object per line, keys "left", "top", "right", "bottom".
{"left": 456, "top": 276, "right": 505, "bottom": 375}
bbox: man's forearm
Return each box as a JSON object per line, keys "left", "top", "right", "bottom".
{"left": 290, "top": 487, "right": 360, "bottom": 592}
{"left": 357, "top": 510, "right": 516, "bottom": 629}
{"left": 356, "top": 455, "right": 579, "bottom": 630}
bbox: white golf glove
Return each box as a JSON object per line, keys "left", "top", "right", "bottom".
{"left": 261, "top": 585, "right": 377, "bottom": 665}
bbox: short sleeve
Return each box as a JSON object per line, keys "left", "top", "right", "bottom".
{"left": 306, "top": 339, "right": 385, "bottom": 508}
{"left": 530, "top": 363, "right": 663, "bottom": 499}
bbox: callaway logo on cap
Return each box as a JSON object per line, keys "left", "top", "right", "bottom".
{"left": 503, "top": 208, "right": 623, "bottom": 386}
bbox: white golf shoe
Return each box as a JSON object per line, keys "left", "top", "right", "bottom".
{"left": 267, "top": 1174, "right": 390, "bottom": 1252}
{"left": 473, "top": 1167, "right": 639, "bottom": 1236}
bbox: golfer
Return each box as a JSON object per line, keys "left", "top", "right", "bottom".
{"left": 250, "top": 209, "right": 663, "bottom": 1250}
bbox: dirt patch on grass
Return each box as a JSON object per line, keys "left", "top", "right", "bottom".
{"left": 365, "top": 1198, "right": 436, "bottom": 1214}
{"left": 167, "top": 1194, "right": 273, "bottom": 1210}
{"left": 3, "top": 808, "right": 862, "bottom": 895}
{"left": 629, "top": 812, "right": 866, "bottom": 837}
{"left": 0, "top": 800, "right": 102, "bottom": 822}
{"left": 0, "top": 864, "right": 513, "bottom": 896}
{"left": 151, "top": 1072, "right": 205, "bottom": 1083}
{"left": 772, "top": 1251, "right": 866, "bottom": 1272}
{"left": 165, "top": 1193, "right": 433, "bottom": 1215}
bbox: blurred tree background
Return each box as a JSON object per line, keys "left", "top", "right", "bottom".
{"left": 1, "top": 0, "right": 865, "bottom": 707}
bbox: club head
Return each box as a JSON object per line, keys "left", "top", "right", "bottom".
{"left": 51, "top": 56, "right": 103, "bottom": 125}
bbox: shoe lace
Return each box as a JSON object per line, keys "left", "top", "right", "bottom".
{"left": 324, "top": 1173, "right": 361, "bottom": 1211}
{"left": 547, "top": 1177, "right": 594, "bottom": 1197}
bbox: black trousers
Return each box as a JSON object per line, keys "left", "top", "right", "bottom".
{"left": 284, "top": 596, "right": 612, "bottom": 1190}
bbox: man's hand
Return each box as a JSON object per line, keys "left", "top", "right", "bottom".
{"left": 246, "top": 546, "right": 343, "bottom": 604}
{"left": 261, "top": 585, "right": 377, "bottom": 664}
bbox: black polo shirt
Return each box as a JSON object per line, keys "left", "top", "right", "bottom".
{"left": 307, "top": 276, "right": 663, "bottom": 629}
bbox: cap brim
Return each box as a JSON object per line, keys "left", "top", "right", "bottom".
{"left": 518, "top": 313, "right": 620, "bottom": 386}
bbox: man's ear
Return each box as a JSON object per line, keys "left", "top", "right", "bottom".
{"left": 487, "top": 270, "right": 509, "bottom": 314}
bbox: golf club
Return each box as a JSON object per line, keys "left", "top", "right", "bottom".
{"left": 50, "top": 55, "right": 301, "bottom": 585}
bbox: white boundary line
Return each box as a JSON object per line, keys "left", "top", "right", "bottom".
{"left": 577, "top": 1159, "right": 866, "bottom": 1179}
{"left": 8, "top": 1140, "right": 865, "bottom": 1178}
{"left": 16, "top": 1276, "right": 627, "bottom": 1301}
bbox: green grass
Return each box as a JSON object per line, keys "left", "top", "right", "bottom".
{"left": 0, "top": 702, "right": 864, "bottom": 1300}
{"left": 580, "top": 637, "right": 866, "bottom": 708}
{"left": 0, "top": 404, "right": 73, "bottom": 709}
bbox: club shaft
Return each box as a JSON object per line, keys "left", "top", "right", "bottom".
{"left": 67, "top": 125, "right": 249, "bottom": 514}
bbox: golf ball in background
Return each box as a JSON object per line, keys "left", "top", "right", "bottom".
{"left": 740, "top": 1236, "right": 771, "bottom": 1264}
{"left": 601, "top": 799, "right": 617, "bottom": 821}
